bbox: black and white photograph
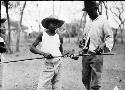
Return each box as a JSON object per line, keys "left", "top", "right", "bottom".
{"left": 0, "top": 1, "right": 125, "bottom": 90}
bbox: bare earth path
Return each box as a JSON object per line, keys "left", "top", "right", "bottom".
{"left": 0, "top": 42, "right": 125, "bottom": 90}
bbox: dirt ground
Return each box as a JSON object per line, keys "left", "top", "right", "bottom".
{"left": 0, "top": 39, "right": 125, "bottom": 90}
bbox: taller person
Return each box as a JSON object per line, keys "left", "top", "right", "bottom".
{"left": 80, "top": 1, "right": 114, "bottom": 90}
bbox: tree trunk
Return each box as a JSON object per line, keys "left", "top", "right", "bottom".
{"left": 113, "top": 28, "right": 118, "bottom": 44}
{"left": 68, "top": 27, "right": 71, "bottom": 43}
{"left": 121, "top": 20, "right": 125, "bottom": 44}
{"left": 77, "top": 14, "right": 84, "bottom": 42}
{"left": 36, "top": 2, "right": 41, "bottom": 32}
{"left": 120, "top": 29, "right": 124, "bottom": 44}
{"left": 102, "top": 1, "right": 108, "bottom": 19}
{"left": 5, "top": 1, "right": 13, "bottom": 54}
{"left": 105, "top": 2, "right": 108, "bottom": 19}
{"left": 119, "top": 20, "right": 125, "bottom": 44}
{"left": 16, "top": 1, "right": 26, "bottom": 52}
{"left": 77, "top": 12, "right": 87, "bottom": 43}
{"left": 82, "top": 12, "right": 87, "bottom": 33}
{"left": 16, "top": 23, "right": 21, "bottom": 52}
{"left": 99, "top": 1, "right": 102, "bottom": 15}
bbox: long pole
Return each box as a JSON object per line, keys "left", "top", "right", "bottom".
{"left": 0, "top": 55, "right": 64, "bottom": 64}
{"left": 53, "top": 1, "right": 54, "bottom": 15}
{"left": 0, "top": 53, "right": 117, "bottom": 64}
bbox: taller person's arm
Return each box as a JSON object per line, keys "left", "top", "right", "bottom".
{"left": 103, "top": 20, "right": 114, "bottom": 52}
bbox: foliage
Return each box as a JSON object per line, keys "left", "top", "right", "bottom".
{"left": 59, "top": 21, "right": 82, "bottom": 38}
{"left": 71, "top": 24, "right": 78, "bottom": 37}
{"left": 27, "top": 31, "right": 39, "bottom": 38}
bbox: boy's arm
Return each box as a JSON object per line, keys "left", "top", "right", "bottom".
{"left": 30, "top": 32, "right": 45, "bottom": 56}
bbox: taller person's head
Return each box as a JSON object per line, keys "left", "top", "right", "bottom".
{"left": 82, "top": 1, "right": 99, "bottom": 20}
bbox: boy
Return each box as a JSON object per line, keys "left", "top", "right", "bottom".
{"left": 30, "top": 15, "right": 64, "bottom": 90}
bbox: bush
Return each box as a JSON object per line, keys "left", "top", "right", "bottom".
{"left": 28, "top": 31, "right": 39, "bottom": 38}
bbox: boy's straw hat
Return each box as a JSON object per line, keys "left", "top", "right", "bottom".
{"left": 41, "top": 15, "right": 64, "bottom": 29}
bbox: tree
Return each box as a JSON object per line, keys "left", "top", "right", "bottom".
{"left": 110, "top": 1, "right": 125, "bottom": 43}
{"left": 102, "top": 1, "right": 108, "bottom": 19}
{"left": 77, "top": 1, "right": 87, "bottom": 43}
{"left": 2, "top": 1, "right": 27, "bottom": 52}
{"left": 4, "top": 1, "right": 13, "bottom": 54}
{"left": 16, "top": 1, "right": 26, "bottom": 52}
{"left": 98, "top": 1, "right": 102, "bottom": 15}
{"left": 36, "top": 1, "right": 41, "bottom": 32}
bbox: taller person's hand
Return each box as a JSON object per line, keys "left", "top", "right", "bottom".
{"left": 82, "top": 47, "right": 89, "bottom": 54}
{"left": 94, "top": 43, "right": 106, "bottom": 54}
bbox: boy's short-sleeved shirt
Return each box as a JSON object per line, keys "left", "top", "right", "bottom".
{"left": 40, "top": 30, "right": 62, "bottom": 57}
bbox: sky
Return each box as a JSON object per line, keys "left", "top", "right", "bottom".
{"left": 1, "top": 1, "right": 125, "bottom": 33}
{"left": 22, "top": 1, "right": 84, "bottom": 32}
{"left": 22, "top": 1, "right": 84, "bottom": 25}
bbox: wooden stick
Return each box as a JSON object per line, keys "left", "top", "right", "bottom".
{"left": 78, "top": 53, "right": 116, "bottom": 56}
{"left": 0, "top": 55, "right": 64, "bottom": 64}
{"left": 0, "top": 53, "right": 117, "bottom": 64}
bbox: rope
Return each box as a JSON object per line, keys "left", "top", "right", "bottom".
{"left": 53, "top": 1, "right": 54, "bottom": 16}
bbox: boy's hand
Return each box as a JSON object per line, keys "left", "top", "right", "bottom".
{"left": 70, "top": 54, "right": 79, "bottom": 60}
{"left": 43, "top": 53, "right": 54, "bottom": 59}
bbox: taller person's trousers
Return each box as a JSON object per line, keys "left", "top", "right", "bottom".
{"left": 82, "top": 55, "right": 103, "bottom": 90}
